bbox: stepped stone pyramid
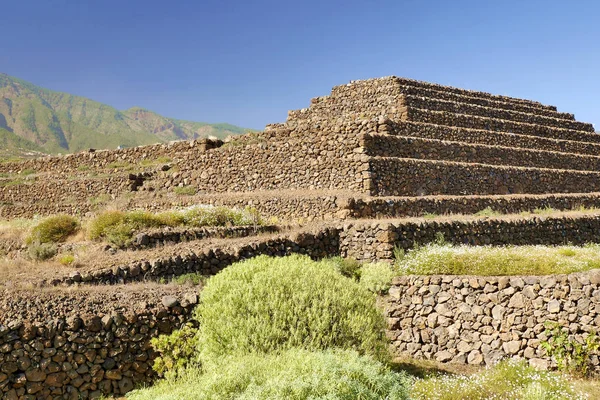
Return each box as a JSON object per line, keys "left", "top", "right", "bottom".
{"left": 262, "top": 76, "right": 600, "bottom": 218}
{"left": 2, "top": 75, "right": 600, "bottom": 221}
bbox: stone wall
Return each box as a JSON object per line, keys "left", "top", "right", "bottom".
{"left": 386, "top": 121, "right": 600, "bottom": 157}
{"left": 402, "top": 95, "right": 593, "bottom": 132}
{"left": 365, "top": 134, "right": 600, "bottom": 172}
{"left": 406, "top": 108, "right": 599, "bottom": 143}
{"left": 385, "top": 270, "right": 600, "bottom": 370}
{"left": 0, "top": 287, "right": 198, "bottom": 399}
{"left": 347, "top": 193, "right": 600, "bottom": 219}
{"left": 340, "top": 215, "right": 600, "bottom": 263}
{"left": 369, "top": 158, "right": 600, "bottom": 197}
{"left": 53, "top": 227, "right": 341, "bottom": 286}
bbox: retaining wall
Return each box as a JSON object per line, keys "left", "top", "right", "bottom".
{"left": 385, "top": 270, "right": 600, "bottom": 370}
{"left": 0, "top": 288, "right": 197, "bottom": 399}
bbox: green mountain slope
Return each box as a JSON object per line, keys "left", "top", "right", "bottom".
{"left": 0, "top": 73, "right": 251, "bottom": 154}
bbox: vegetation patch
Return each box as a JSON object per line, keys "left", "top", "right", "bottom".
{"left": 194, "top": 255, "right": 388, "bottom": 363}
{"left": 411, "top": 359, "right": 584, "bottom": 400}
{"left": 88, "top": 206, "right": 261, "bottom": 247}
{"left": 396, "top": 243, "right": 600, "bottom": 276}
{"left": 26, "top": 214, "right": 79, "bottom": 245}
{"left": 173, "top": 185, "right": 197, "bottom": 196}
{"left": 129, "top": 349, "right": 411, "bottom": 400}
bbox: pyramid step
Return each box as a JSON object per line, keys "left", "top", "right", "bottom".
{"left": 402, "top": 95, "right": 592, "bottom": 132}
{"left": 392, "top": 76, "right": 557, "bottom": 111}
{"left": 369, "top": 157, "right": 600, "bottom": 197}
{"left": 364, "top": 134, "right": 600, "bottom": 172}
{"left": 347, "top": 192, "right": 600, "bottom": 219}
{"left": 398, "top": 85, "right": 574, "bottom": 120}
{"left": 386, "top": 121, "right": 600, "bottom": 157}
{"left": 406, "top": 108, "right": 600, "bottom": 143}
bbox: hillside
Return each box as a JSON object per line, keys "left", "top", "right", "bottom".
{"left": 0, "top": 73, "right": 251, "bottom": 154}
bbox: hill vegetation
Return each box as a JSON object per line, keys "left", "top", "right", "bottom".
{"left": 0, "top": 73, "right": 251, "bottom": 154}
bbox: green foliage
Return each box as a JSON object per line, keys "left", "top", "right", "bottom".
{"left": 129, "top": 349, "right": 411, "bottom": 400}
{"left": 87, "top": 210, "right": 126, "bottom": 240}
{"left": 26, "top": 214, "right": 79, "bottom": 244}
{"left": 27, "top": 241, "right": 57, "bottom": 261}
{"left": 173, "top": 185, "right": 197, "bottom": 196}
{"left": 541, "top": 322, "right": 600, "bottom": 377}
{"left": 151, "top": 323, "right": 201, "bottom": 379}
{"left": 359, "top": 262, "right": 396, "bottom": 294}
{"left": 323, "top": 256, "right": 362, "bottom": 280}
{"left": 58, "top": 254, "right": 75, "bottom": 265}
{"left": 195, "top": 255, "right": 389, "bottom": 362}
{"left": 422, "top": 212, "right": 438, "bottom": 219}
{"left": 88, "top": 206, "right": 263, "bottom": 246}
{"left": 396, "top": 243, "right": 600, "bottom": 276}
{"left": 474, "top": 207, "right": 502, "bottom": 217}
{"left": 172, "top": 273, "right": 208, "bottom": 286}
{"left": 411, "top": 359, "right": 583, "bottom": 400}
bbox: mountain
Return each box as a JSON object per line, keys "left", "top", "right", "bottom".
{"left": 0, "top": 73, "right": 252, "bottom": 154}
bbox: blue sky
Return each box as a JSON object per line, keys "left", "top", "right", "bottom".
{"left": 2, "top": 0, "right": 598, "bottom": 129}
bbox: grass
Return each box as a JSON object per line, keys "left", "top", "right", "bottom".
{"left": 139, "top": 156, "right": 172, "bottom": 167}
{"left": 172, "top": 273, "right": 207, "bottom": 286}
{"left": 173, "top": 185, "right": 197, "bottom": 196}
{"left": 396, "top": 243, "right": 600, "bottom": 276}
{"left": 411, "top": 359, "right": 586, "bottom": 400}
{"left": 474, "top": 206, "right": 502, "bottom": 217}
{"left": 88, "top": 205, "right": 262, "bottom": 247}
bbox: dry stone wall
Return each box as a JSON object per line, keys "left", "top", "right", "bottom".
{"left": 0, "top": 288, "right": 198, "bottom": 399}
{"left": 402, "top": 95, "right": 593, "bottom": 132}
{"left": 369, "top": 158, "right": 600, "bottom": 197}
{"left": 347, "top": 193, "right": 600, "bottom": 220}
{"left": 406, "top": 108, "right": 599, "bottom": 143}
{"left": 365, "top": 134, "right": 600, "bottom": 172}
{"left": 386, "top": 121, "right": 600, "bottom": 157}
{"left": 340, "top": 215, "right": 600, "bottom": 263}
{"left": 385, "top": 270, "right": 600, "bottom": 370}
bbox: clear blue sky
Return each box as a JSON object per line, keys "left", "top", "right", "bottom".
{"left": 2, "top": 0, "right": 598, "bottom": 130}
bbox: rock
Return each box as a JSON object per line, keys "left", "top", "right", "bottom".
{"left": 547, "top": 300, "right": 561, "bottom": 313}
{"left": 24, "top": 368, "right": 46, "bottom": 382}
{"left": 435, "top": 350, "right": 453, "bottom": 362}
{"left": 467, "top": 350, "right": 484, "bottom": 365}
{"left": 503, "top": 340, "right": 521, "bottom": 355}
{"left": 161, "top": 296, "right": 179, "bottom": 308}
{"left": 529, "top": 358, "right": 549, "bottom": 370}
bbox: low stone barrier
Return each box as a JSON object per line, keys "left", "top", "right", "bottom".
{"left": 385, "top": 270, "right": 600, "bottom": 371}
{"left": 0, "top": 288, "right": 198, "bottom": 399}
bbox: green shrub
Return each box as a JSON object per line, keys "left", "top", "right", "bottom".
{"left": 474, "top": 207, "right": 502, "bottom": 217}
{"left": 359, "top": 262, "right": 396, "bottom": 294}
{"left": 151, "top": 323, "right": 201, "bottom": 379}
{"left": 27, "top": 241, "right": 57, "bottom": 261}
{"left": 323, "top": 256, "right": 362, "bottom": 280}
{"left": 195, "top": 255, "right": 388, "bottom": 362}
{"left": 88, "top": 210, "right": 126, "bottom": 240}
{"left": 541, "top": 322, "right": 600, "bottom": 377}
{"left": 26, "top": 214, "right": 79, "bottom": 244}
{"left": 411, "top": 359, "right": 583, "bottom": 400}
{"left": 58, "top": 254, "right": 75, "bottom": 265}
{"left": 129, "top": 349, "right": 411, "bottom": 400}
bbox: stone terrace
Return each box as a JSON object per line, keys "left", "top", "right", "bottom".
{"left": 2, "top": 76, "right": 600, "bottom": 221}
